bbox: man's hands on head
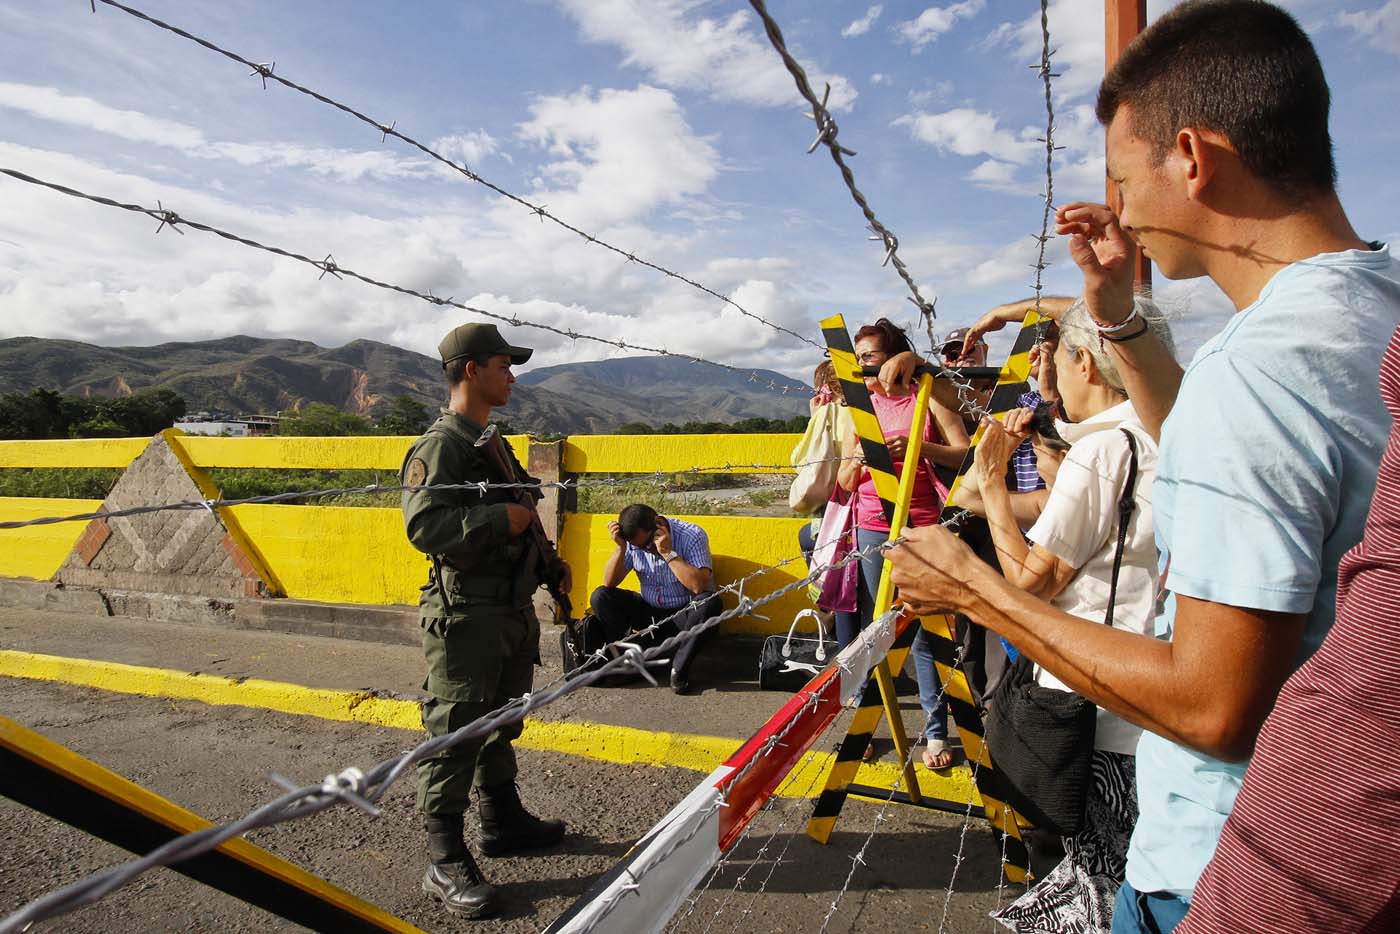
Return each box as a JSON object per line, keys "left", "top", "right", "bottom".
{"left": 653, "top": 517, "right": 673, "bottom": 556}
{"left": 608, "top": 520, "right": 625, "bottom": 548}
{"left": 1055, "top": 202, "right": 1137, "bottom": 326}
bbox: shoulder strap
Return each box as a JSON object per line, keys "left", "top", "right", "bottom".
{"left": 1103, "top": 428, "right": 1140, "bottom": 628}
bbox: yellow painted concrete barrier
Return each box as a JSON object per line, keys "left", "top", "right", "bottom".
{"left": 227, "top": 504, "right": 427, "bottom": 606}
{"left": 563, "top": 434, "right": 797, "bottom": 474}
{"left": 0, "top": 438, "right": 147, "bottom": 469}
{"left": 179, "top": 435, "right": 528, "bottom": 471}
{"left": 0, "top": 497, "right": 104, "bottom": 580}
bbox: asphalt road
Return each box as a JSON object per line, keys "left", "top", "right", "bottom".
{"left": 0, "top": 611, "right": 1017, "bottom": 933}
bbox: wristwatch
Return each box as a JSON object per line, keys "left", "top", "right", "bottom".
{"left": 662, "top": 550, "right": 680, "bottom": 564}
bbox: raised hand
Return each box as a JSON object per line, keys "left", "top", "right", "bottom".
{"left": 1055, "top": 201, "right": 1137, "bottom": 326}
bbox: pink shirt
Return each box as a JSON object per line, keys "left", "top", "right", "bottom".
{"left": 854, "top": 391, "right": 949, "bottom": 532}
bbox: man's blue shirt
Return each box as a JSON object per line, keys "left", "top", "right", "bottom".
{"left": 1127, "top": 244, "right": 1400, "bottom": 898}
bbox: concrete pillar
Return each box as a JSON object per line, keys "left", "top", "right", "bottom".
{"left": 527, "top": 440, "right": 568, "bottom": 543}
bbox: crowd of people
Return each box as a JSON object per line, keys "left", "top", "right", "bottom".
{"left": 391, "top": 1, "right": 1398, "bottom": 928}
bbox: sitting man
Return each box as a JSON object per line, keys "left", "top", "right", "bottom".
{"left": 590, "top": 503, "right": 722, "bottom": 695}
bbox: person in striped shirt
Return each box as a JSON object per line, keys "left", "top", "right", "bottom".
{"left": 591, "top": 503, "right": 721, "bottom": 695}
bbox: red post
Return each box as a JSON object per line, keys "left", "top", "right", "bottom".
{"left": 1105, "top": 0, "right": 1152, "bottom": 289}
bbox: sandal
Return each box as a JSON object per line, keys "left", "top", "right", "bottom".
{"left": 922, "top": 739, "right": 953, "bottom": 770}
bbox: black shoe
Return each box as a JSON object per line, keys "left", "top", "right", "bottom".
{"left": 670, "top": 671, "right": 693, "bottom": 695}
{"left": 422, "top": 858, "right": 498, "bottom": 919}
{"left": 479, "top": 782, "right": 566, "bottom": 857}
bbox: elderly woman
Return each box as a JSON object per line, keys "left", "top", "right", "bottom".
{"left": 835, "top": 317, "right": 969, "bottom": 766}
{"left": 890, "top": 298, "right": 1173, "bottom": 932}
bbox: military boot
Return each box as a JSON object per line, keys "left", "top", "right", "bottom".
{"left": 478, "top": 781, "right": 566, "bottom": 856}
{"left": 422, "top": 814, "right": 498, "bottom": 918}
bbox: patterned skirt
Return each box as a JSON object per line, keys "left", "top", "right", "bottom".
{"left": 991, "top": 751, "right": 1138, "bottom": 934}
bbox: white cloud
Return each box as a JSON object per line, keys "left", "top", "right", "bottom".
{"left": 555, "top": 0, "right": 857, "bottom": 111}
{"left": 897, "top": 1, "right": 986, "bottom": 52}
{"left": 514, "top": 85, "right": 718, "bottom": 229}
{"left": 1335, "top": 1, "right": 1400, "bottom": 55}
{"left": 894, "top": 107, "right": 1036, "bottom": 164}
{"left": 842, "top": 5, "right": 884, "bottom": 38}
{"left": 0, "top": 83, "right": 433, "bottom": 182}
{"left": 429, "top": 131, "right": 505, "bottom": 167}
{"left": 983, "top": 0, "right": 1104, "bottom": 102}
{"left": 870, "top": 72, "right": 891, "bottom": 85}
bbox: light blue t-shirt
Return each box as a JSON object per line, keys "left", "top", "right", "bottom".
{"left": 1126, "top": 244, "right": 1400, "bottom": 899}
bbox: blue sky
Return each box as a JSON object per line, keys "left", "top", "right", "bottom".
{"left": 1, "top": 0, "right": 1397, "bottom": 378}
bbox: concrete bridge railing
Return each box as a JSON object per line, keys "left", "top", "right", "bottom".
{"left": 0, "top": 431, "right": 812, "bottom": 636}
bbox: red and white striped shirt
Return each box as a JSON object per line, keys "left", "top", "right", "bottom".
{"left": 1180, "top": 325, "right": 1400, "bottom": 932}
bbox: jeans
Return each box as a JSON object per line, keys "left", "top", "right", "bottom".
{"left": 1111, "top": 881, "right": 1190, "bottom": 934}
{"left": 908, "top": 629, "right": 950, "bottom": 742}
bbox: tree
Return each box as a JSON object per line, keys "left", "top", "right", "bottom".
{"left": 278, "top": 403, "right": 375, "bottom": 436}
{"left": 374, "top": 395, "right": 432, "bottom": 435}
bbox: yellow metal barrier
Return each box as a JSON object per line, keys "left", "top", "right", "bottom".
{"left": 0, "top": 433, "right": 823, "bottom": 634}
{"left": 177, "top": 434, "right": 528, "bottom": 470}
{"left": 0, "top": 497, "right": 104, "bottom": 580}
{"left": 0, "top": 438, "right": 147, "bottom": 469}
{"left": 563, "top": 434, "right": 796, "bottom": 474}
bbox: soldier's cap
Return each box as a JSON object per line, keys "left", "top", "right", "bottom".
{"left": 438, "top": 323, "right": 533, "bottom": 367}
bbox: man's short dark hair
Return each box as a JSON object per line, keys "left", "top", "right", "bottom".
{"left": 618, "top": 503, "right": 658, "bottom": 540}
{"left": 444, "top": 354, "right": 495, "bottom": 388}
{"left": 1097, "top": 0, "right": 1336, "bottom": 198}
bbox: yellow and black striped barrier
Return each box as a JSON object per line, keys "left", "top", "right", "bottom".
{"left": 0, "top": 716, "right": 422, "bottom": 933}
{"left": 806, "top": 311, "right": 1048, "bottom": 884}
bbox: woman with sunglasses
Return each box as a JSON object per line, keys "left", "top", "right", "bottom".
{"left": 835, "top": 317, "right": 970, "bottom": 768}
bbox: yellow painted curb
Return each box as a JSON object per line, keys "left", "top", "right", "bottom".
{"left": 0, "top": 649, "right": 977, "bottom": 804}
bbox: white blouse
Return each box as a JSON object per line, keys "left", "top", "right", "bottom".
{"left": 1026, "top": 400, "right": 1160, "bottom": 756}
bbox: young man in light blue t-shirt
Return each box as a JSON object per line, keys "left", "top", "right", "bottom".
{"left": 887, "top": 2, "right": 1399, "bottom": 932}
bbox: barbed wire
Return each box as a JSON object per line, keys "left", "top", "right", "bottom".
{"left": 817, "top": 645, "right": 965, "bottom": 934}
{"left": 1030, "top": 0, "right": 1061, "bottom": 339}
{"left": 0, "top": 450, "right": 864, "bottom": 530}
{"left": 0, "top": 167, "right": 809, "bottom": 397}
{"left": 86, "top": 0, "right": 823, "bottom": 353}
{"left": 938, "top": 752, "right": 985, "bottom": 934}
{"left": 0, "top": 524, "right": 928, "bottom": 933}
{"left": 580, "top": 601, "right": 911, "bottom": 934}
{"left": 745, "top": 0, "right": 938, "bottom": 334}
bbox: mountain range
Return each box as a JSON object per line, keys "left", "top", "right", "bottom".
{"left": 0, "top": 336, "right": 809, "bottom": 435}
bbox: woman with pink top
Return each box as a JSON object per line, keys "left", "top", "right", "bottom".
{"left": 834, "top": 318, "right": 969, "bottom": 765}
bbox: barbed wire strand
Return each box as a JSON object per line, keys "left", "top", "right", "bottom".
{"left": 0, "top": 449, "right": 865, "bottom": 531}
{"left": 816, "top": 645, "right": 965, "bottom": 934}
{"left": 699, "top": 700, "right": 855, "bottom": 933}
{"left": 88, "top": 0, "right": 823, "bottom": 353}
{"left": 746, "top": 0, "right": 937, "bottom": 336}
{"left": 672, "top": 702, "right": 851, "bottom": 933}
{"left": 579, "top": 601, "right": 912, "bottom": 934}
{"left": 938, "top": 752, "right": 985, "bottom": 934}
{"left": 0, "top": 524, "right": 933, "bottom": 933}
{"left": 1030, "top": 0, "right": 1061, "bottom": 339}
{"left": 0, "top": 167, "right": 808, "bottom": 397}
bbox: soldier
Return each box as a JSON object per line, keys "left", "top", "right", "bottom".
{"left": 401, "top": 323, "right": 570, "bottom": 919}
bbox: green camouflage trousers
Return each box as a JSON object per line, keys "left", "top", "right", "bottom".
{"left": 416, "top": 604, "right": 539, "bottom": 815}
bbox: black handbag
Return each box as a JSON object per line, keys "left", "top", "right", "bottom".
{"left": 759, "top": 610, "right": 832, "bottom": 691}
{"left": 558, "top": 613, "right": 606, "bottom": 675}
{"left": 984, "top": 429, "right": 1140, "bottom": 837}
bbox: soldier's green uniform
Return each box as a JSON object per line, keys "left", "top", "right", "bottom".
{"left": 403, "top": 323, "right": 566, "bottom": 919}
{"left": 401, "top": 409, "right": 549, "bottom": 812}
